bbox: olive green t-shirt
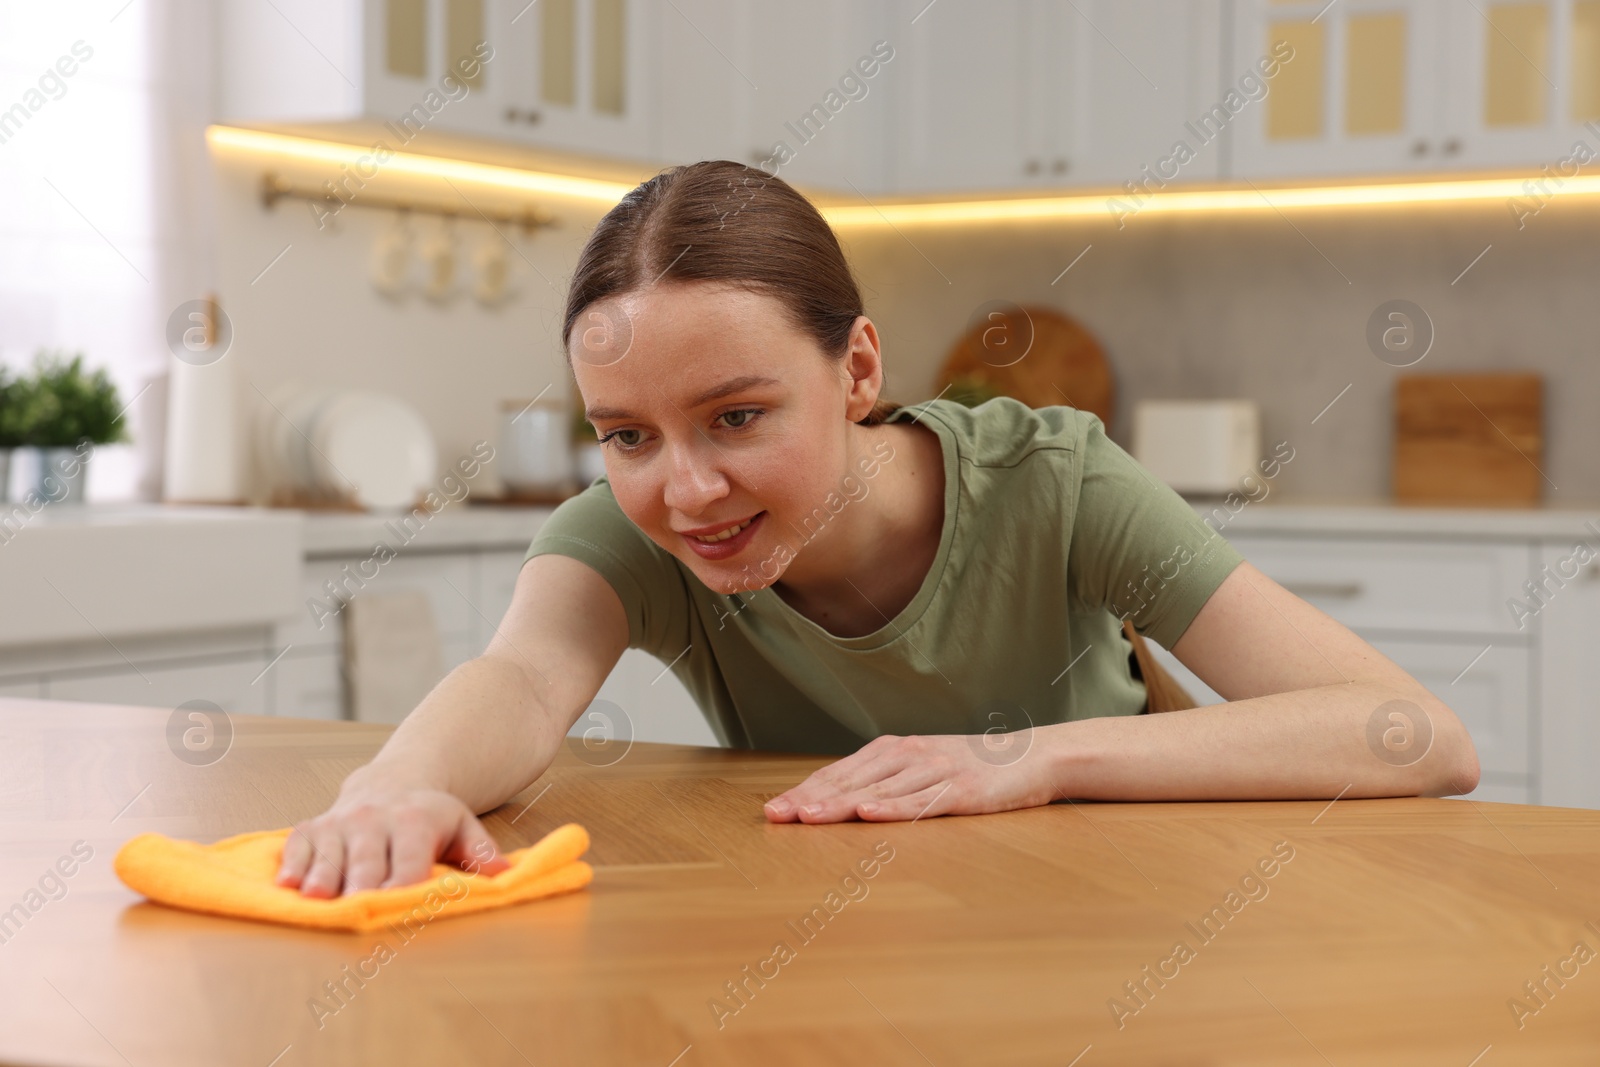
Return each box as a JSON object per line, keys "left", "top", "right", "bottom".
{"left": 523, "top": 396, "right": 1244, "bottom": 755}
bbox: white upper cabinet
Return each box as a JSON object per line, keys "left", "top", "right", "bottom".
{"left": 891, "top": 0, "right": 1223, "bottom": 195}
{"left": 218, "top": 1, "right": 1600, "bottom": 191}
{"left": 657, "top": 0, "right": 895, "bottom": 195}
{"left": 890, "top": 0, "right": 1056, "bottom": 195}
{"left": 1441, "top": 0, "right": 1600, "bottom": 169}
{"left": 1229, "top": 0, "right": 1447, "bottom": 178}
{"left": 1053, "top": 0, "right": 1226, "bottom": 188}
{"left": 491, "top": 0, "right": 659, "bottom": 158}
{"left": 1231, "top": 0, "right": 1600, "bottom": 179}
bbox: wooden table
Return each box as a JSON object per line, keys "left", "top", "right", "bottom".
{"left": 3, "top": 699, "right": 1599, "bottom": 1066}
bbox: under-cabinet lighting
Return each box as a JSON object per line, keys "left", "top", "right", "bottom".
{"left": 207, "top": 125, "right": 1594, "bottom": 227}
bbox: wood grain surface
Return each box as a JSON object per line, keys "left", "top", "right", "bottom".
{"left": 2, "top": 699, "right": 1598, "bottom": 1066}
{"left": 1393, "top": 373, "right": 1544, "bottom": 506}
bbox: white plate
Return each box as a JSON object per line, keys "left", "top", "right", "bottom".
{"left": 311, "top": 392, "right": 437, "bottom": 511}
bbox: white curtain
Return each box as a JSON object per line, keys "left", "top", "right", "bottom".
{"left": 0, "top": 0, "right": 216, "bottom": 501}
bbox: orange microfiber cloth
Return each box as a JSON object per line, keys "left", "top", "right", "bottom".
{"left": 114, "top": 823, "right": 593, "bottom": 932}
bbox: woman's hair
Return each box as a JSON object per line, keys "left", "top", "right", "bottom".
{"left": 563, "top": 160, "right": 901, "bottom": 426}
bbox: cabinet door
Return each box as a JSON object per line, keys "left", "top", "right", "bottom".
{"left": 472, "top": 549, "right": 529, "bottom": 654}
{"left": 1537, "top": 543, "right": 1600, "bottom": 809}
{"left": 582, "top": 648, "right": 718, "bottom": 747}
{"left": 496, "top": 0, "right": 659, "bottom": 158}
{"left": 891, "top": 0, "right": 1056, "bottom": 194}
{"left": 1441, "top": 0, "right": 1600, "bottom": 170}
{"left": 1368, "top": 638, "right": 1532, "bottom": 784}
{"left": 46, "top": 657, "right": 270, "bottom": 717}
{"left": 1230, "top": 0, "right": 1446, "bottom": 178}
{"left": 732, "top": 1, "right": 895, "bottom": 194}
{"left": 271, "top": 648, "right": 347, "bottom": 721}
{"left": 1057, "top": 0, "right": 1225, "bottom": 187}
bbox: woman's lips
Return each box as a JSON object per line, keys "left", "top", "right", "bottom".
{"left": 682, "top": 511, "right": 765, "bottom": 560}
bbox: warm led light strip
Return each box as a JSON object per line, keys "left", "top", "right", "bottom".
{"left": 820, "top": 174, "right": 1600, "bottom": 226}
{"left": 205, "top": 125, "right": 637, "bottom": 204}
{"left": 207, "top": 125, "right": 1593, "bottom": 225}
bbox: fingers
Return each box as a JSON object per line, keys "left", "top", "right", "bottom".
{"left": 296, "top": 824, "right": 349, "bottom": 899}
{"left": 342, "top": 808, "right": 392, "bottom": 893}
{"left": 776, "top": 764, "right": 944, "bottom": 824}
{"left": 383, "top": 805, "right": 440, "bottom": 890}
{"left": 856, "top": 781, "right": 954, "bottom": 822}
{"left": 765, "top": 738, "right": 909, "bottom": 822}
{"left": 441, "top": 813, "right": 510, "bottom": 878}
{"left": 275, "top": 824, "right": 315, "bottom": 888}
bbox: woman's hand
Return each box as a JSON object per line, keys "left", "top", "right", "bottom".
{"left": 762, "top": 731, "right": 1063, "bottom": 823}
{"left": 276, "top": 772, "right": 512, "bottom": 897}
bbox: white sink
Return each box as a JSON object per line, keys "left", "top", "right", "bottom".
{"left": 0, "top": 504, "right": 304, "bottom": 647}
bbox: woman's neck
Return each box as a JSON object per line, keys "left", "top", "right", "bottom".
{"left": 769, "top": 418, "right": 946, "bottom": 638}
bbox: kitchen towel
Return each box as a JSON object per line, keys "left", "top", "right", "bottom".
{"left": 114, "top": 822, "right": 592, "bottom": 932}
{"left": 345, "top": 589, "right": 445, "bottom": 725}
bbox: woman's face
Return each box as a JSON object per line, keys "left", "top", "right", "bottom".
{"left": 570, "top": 281, "right": 881, "bottom": 596}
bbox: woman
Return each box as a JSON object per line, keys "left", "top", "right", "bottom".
{"left": 277, "top": 161, "right": 1479, "bottom": 898}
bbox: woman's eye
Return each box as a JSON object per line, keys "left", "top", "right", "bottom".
{"left": 719, "top": 408, "right": 762, "bottom": 429}
{"left": 598, "top": 428, "right": 644, "bottom": 451}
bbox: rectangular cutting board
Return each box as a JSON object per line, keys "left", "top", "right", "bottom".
{"left": 1392, "top": 373, "right": 1544, "bottom": 506}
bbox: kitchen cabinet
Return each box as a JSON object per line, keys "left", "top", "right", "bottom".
{"left": 1231, "top": 0, "right": 1600, "bottom": 179}
{"left": 219, "top": 0, "right": 658, "bottom": 161}
{"left": 1441, "top": 0, "right": 1600, "bottom": 170}
{"left": 891, "top": 0, "right": 1224, "bottom": 195}
{"left": 45, "top": 654, "right": 270, "bottom": 717}
{"left": 1229, "top": 0, "right": 1448, "bottom": 178}
{"left": 1536, "top": 544, "right": 1600, "bottom": 810}
{"left": 657, "top": 0, "right": 895, "bottom": 195}
{"left": 1143, "top": 529, "right": 1548, "bottom": 806}
{"left": 492, "top": 0, "right": 660, "bottom": 157}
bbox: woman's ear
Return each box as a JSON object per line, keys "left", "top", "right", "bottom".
{"left": 840, "top": 316, "right": 884, "bottom": 423}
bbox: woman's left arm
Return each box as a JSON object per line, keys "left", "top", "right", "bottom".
{"left": 763, "top": 561, "right": 1481, "bottom": 823}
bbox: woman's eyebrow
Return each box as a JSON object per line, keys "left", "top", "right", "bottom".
{"left": 585, "top": 374, "right": 780, "bottom": 421}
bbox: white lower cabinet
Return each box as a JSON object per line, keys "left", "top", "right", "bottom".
{"left": 1536, "top": 545, "right": 1600, "bottom": 810}
{"left": 0, "top": 677, "right": 44, "bottom": 699}
{"left": 1150, "top": 529, "right": 1592, "bottom": 809}
{"left": 45, "top": 655, "right": 269, "bottom": 716}
{"left": 582, "top": 647, "right": 718, "bottom": 748}
{"left": 269, "top": 647, "right": 345, "bottom": 722}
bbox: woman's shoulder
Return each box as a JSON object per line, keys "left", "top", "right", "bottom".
{"left": 887, "top": 395, "right": 1103, "bottom": 468}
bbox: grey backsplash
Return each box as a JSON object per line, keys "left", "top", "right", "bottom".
{"left": 837, "top": 193, "right": 1598, "bottom": 504}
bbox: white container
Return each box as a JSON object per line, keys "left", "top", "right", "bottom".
{"left": 1132, "top": 400, "right": 1261, "bottom": 497}
{"left": 499, "top": 399, "right": 572, "bottom": 493}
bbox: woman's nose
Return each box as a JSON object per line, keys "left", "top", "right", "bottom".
{"left": 660, "top": 438, "right": 730, "bottom": 516}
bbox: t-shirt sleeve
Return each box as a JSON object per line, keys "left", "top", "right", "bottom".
{"left": 522, "top": 478, "right": 691, "bottom": 656}
{"left": 1065, "top": 412, "right": 1245, "bottom": 650}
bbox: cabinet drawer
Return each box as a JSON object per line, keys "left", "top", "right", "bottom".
{"left": 45, "top": 655, "right": 269, "bottom": 716}
{"left": 1227, "top": 536, "right": 1531, "bottom": 636}
{"left": 280, "top": 554, "right": 477, "bottom": 649}
{"left": 1369, "top": 638, "right": 1529, "bottom": 780}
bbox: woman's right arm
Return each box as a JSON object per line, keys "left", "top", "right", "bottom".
{"left": 275, "top": 553, "right": 629, "bottom": 897}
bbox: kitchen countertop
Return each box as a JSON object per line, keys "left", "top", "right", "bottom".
{"left": 4, "top": 699, "right": 1599, "bottom": 1064}
{"left": 1183, "top": 496, "right": 1600, "bottom": 541}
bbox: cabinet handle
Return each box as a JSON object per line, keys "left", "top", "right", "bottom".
{"left": 1410, "top": 138, "right": 1430, "bottom": 156}
{"left": 1051, "top": 158, "right": 1069, "bottom": 175}
{"left": 1024, "top": 158, "right": 1041, "bottom": 175}
{"left": 1282, "top": 581, "right": 1365, "bottom": 599}
{"left": 1584, "top": 561, "right": 1600, "bottom": 581}
{"left": 1442, "top": 137, "right": 1462, "bottom": 156}
{"left": 504, "top": 106, "right": 541, "bottom": 125}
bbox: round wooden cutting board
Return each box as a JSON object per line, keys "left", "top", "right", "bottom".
{"left": 935, "top": 304, "right": 1115, "bottom": 432}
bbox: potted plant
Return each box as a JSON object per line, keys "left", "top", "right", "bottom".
{"left": 18, "top": 351, "right": 129, "bottom": 505}
{"left": 0, "top": 366, "right": 24, "bottom": 503}
{"left": 571, "top": 391, "right": 606, "bottom": 486}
